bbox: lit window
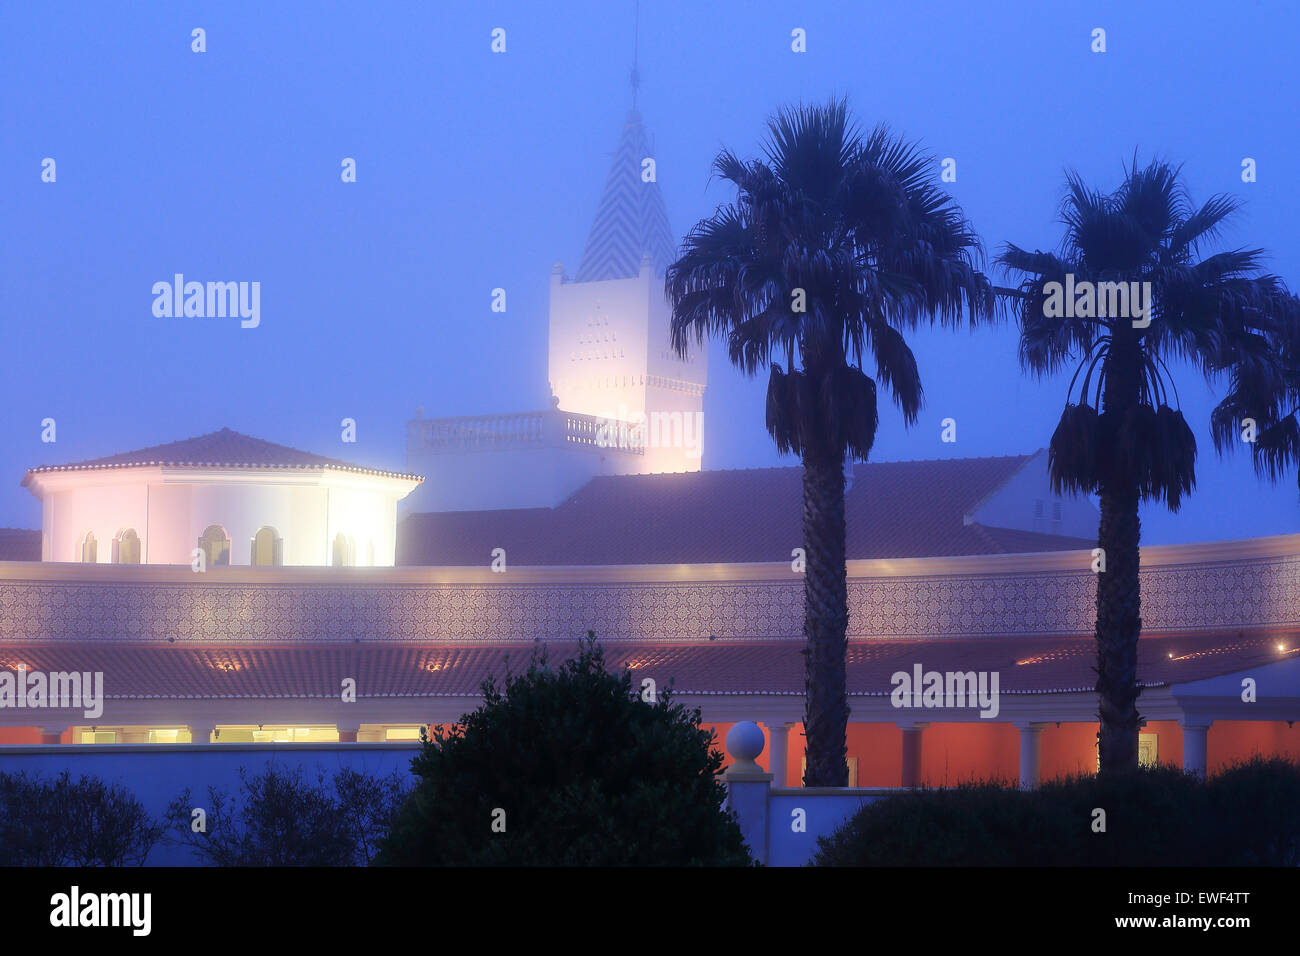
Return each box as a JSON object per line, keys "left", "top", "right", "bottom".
{"left": 251, "top": 527, "right": 282, "bottom": 566}
{"left": 332, "top": 533, "right": 355, "bottom": 567}
{"left": 198, "top": 525, "right": 230, "bottom": 566}
{"left": 113, "top": 528, "right": 141, "bottom": 564}
{"left": 79, "top": 730, "right": 117, "bottom": 744}
{"left": 80, "top": 531, "right": 97, "bottom": 563}
{"left": 385, "top": 727, "right": 422, "bottom": 741}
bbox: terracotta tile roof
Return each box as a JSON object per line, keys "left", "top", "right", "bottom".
{"left": 0, "top": 529, "right": 40, "bottom": 562}
{"left": 398, "top": 455, "right": 1093, "bottom": 565}
{"left": 0, "top": 633, "right": 1287, "bottom": 700}
{"left": 22, "top": 428, "right": 421, "bottom": 484}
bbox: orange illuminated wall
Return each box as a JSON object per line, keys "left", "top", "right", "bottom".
{"left": 0, "top": 727, "right": 44, "bottom": 745}
{"left": 917, "top": 722, "right": 1020, "bottom": 786}
{"left": 1209, "top": 720, "right": 1300, "bottom": 772}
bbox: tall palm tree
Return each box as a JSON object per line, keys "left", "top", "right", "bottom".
{"left": 665, "top": 101, "right": 994, "bottom": 786}
{"left": 999, "top": 159, "right": 1294, "bottom": 774}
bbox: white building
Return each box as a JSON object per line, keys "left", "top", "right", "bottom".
{"left": 404, "top": 108, "right": 707, "bottom": 514}
{"left": 22, "top": 428, "right": 421, "bottom": 567}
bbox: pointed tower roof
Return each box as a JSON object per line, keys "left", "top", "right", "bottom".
{"left": 574, "top": 110, "right": 677, "bottom": 283}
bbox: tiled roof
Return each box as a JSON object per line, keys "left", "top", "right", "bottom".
{"left": 398, "top": 454, "right": 1094, "bottom": 565}
{"left": 0, "top": 529, "right": 40, "bottom": 562}
{"left": 574, "top": 110, "right": 677, "bottom": 282}
{"left": 0, "top": 634, "right": 1287, "bottom": 700}
{"left": 22, "top": 428, "right": 422, "bottom": 484}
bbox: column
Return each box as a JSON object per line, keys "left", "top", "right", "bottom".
{"left": 189, "top": 724, "right": 215, "bottom": 744}
{"left": 1181, "top": 721, "right": 1212, "bottom": 778}
{"left": 1018, "top": 724, "right": 1045, "bottom": 790}
{"left": 337, "top": 721, "right": 361, "bottom": 743}
{"left": 899, "top": 723, "right": 928, "bottom": 788}
{"left": 762, "top": 719, "right": 793, "bottom": 787}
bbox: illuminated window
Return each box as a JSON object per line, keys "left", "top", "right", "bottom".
{"left": 113, "top": 528, "right": 141, "bottom": 564}
{"left": 332, "top": 532, "right": 355, "bottom": 567}
{"left": 198, "top": 525, "right": 230, "bottom": 567}
{"left": 80, "top": 531, "right": 97, "bottom": 563}
{"left": 148, "top": 728, "right": 185, "bottom": 743}
{"left": 250, "top": 526, "right": 282, "bottom": 566}
{"left": 79, "top": 730, "right": 117, "bottom": 744}
{"left": 385, "top": 727, "right": 422, "bottom": 741}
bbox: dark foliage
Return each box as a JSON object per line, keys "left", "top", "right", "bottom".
{"left": 165, "top": 764, "right": 409, "bottom": 866}
{"left": 0, "top": 770, "right": 161, "bottom": 866}
{"left": 376, "top": 633, "right": 753, "bottom": 866}
{"left": 813, "top": 758, "right": 1300, "bottom": 866}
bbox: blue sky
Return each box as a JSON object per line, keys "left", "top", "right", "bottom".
{"left": 1, "top": 0, "right": 1296, "bottom": 542}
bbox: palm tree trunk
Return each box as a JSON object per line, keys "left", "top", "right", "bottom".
{"left": 801, "top": 450, "right": 850, "bottom": 787}
{"left": 1094, "top": 484, "right": 1142, "bottom": 772}
{"left": 1096, "top": 334, "right": 1143, "bottom": 774}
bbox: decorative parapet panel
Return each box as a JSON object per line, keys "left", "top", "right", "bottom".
{"left": 408, "top": 409, "right": 645, "bottom": 456}
{"left": 0, "top": 536, "right": 1296, "bottom": 644}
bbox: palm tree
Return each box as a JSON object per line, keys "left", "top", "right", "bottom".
{"left": 1211, "top": 293, "right": 1300, "bottom": 494}
{"left": 665, "top": 101, "right": 995, "bottom": 785}
{"left": 999, "top": 159, "right": 1294, "bottom": 774}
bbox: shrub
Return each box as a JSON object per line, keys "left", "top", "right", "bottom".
{"left": 0, "top": 770, "right": 161, "bottom": 866}
{"left": 813, "top": 781, "right": 1064, "bottom": 866}
{"left": 1032, "top": 764, "right": 1206, "bottom": 866}
{"left": 1203, "top": 755, "right": 1300, "bottom": 866}
{"left": 165, "top": 764, "right": 409, "bottom": 866}
{"left": 376, "top": 633, "right": 753, "bottom": 866}
{"left": 813, "top": 760, "right": 1300, "bottom": 867}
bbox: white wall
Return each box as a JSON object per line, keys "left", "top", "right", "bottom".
{"left": 32, "top": 467, "right": 417, "bottom": 566}
{"left": 972, "top": 450, "right": 1100, "bottom": 538}
{"left": 404, "top": 439, "right": 641, "bottom": 513}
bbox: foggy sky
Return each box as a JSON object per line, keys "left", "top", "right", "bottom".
{"left": 2, "top": 0, "right": 1296, "bottom": 543}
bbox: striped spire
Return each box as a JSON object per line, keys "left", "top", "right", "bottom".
{"left": 574, "top": 110, "right": 676, "bottom": 283}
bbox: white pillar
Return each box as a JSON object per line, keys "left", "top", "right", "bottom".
{"left": 1018, "top": 724, "right": 1045, "bottom": 789}
{"left": 762, "top": 719, "right": 792, "bottom": 787}
{"left": 189, "top": 724, "right": 215, "bottom": 744}
{"left": 1181, "top": 721, "right": 1212, "bottom": 778}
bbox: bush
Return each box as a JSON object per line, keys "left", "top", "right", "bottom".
{"left": 813, "top": 781, "right": 1064, "bottom": 866}
{"left": 1033, "top": 764, "right": 1206, "bottom": 866}
{"left": 813, "top": 759, "right": 1300, "bottom": 866}
{"left": 1203, "top": 756, "right": 1300, "bottom": 865}
{"left": 0, "top": 770, "right": 161, "bottom": 866}
{"left": 165, "top": 764, "right": 409, "bottom": 866}
{"left": 376, "top": 633, "right": 753, "bottom": 866}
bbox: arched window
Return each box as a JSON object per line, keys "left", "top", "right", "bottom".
{"left": 113, "top": 529, "right": 141, "bottom": 565}
{"left": 80, "top": 531, "right": 97, "bottom": 564}
{"left": 250, "top": 527, "right": 282, "bottom": 567}
{"left": 198, "top": 525, "right": 230, "bottom": 567}
{"left": 331, "top": 532, "right": 355, "bottom": 567}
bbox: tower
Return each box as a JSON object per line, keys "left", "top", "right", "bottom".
{"left": 546, "top": 107, "right": 708, "bottom": 474}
